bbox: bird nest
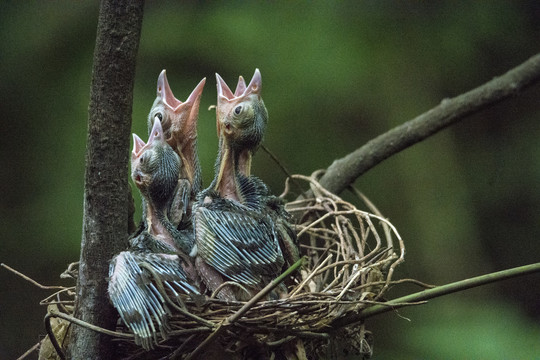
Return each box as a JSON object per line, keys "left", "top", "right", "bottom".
{"left": 36, "top": 173, "right": 405, "bottom": 360}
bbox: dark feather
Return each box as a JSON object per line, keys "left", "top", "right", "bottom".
{"left": 194, "top": 200, "right": 284, "bottom": 287}
{"left": 108, "top": 251, "right": 199, "bottom": 349}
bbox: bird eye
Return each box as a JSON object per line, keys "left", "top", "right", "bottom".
{"left": 155, "top": 113, "right": 163, "bottom": 121}
{"left": 234, "top": 106, "right": 242, "bottom": 115}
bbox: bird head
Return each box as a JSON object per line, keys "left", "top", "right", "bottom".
{"left": 148, "top": 70, "right": 206, "bottom": 142}
{"left": 215, "top": 68, "right": 268, "bottom": 153}
{"left": 147, "top": 70, "right": 205, "bottom": 186}
{"left": 131, "top": 119, "right": 180, "bottom": 209}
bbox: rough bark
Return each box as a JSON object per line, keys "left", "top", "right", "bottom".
{"left": 67, "top": 1, "right": 144, "bottom": 359}
{"left": 316, "top": 53, "right": 540, "bottom": 196}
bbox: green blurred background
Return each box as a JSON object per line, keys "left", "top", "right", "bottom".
{"left": 1, "top": 1, "right": 539, "bottom": 359}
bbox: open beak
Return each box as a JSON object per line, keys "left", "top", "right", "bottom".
{"left": 234, "top": 76, "right": 246, "bottom": 96}
{"left": 132, "top": 134, "right": 145, "bottom": 160}
{"left": 148, "top": 118, "right": 164, "bottom": 144}
{"left": 216, "top": 69, "right": 262, "bottom": 105}
{"left": 245, "top": 68, "right": 262, "bottom": 96}
{"left": 131, "top": 119, "right": 164, "bottom": 164}
{"left": 216, "top": 73, "right": 234, "bottom": 100}
{"left": 184, "top": 77, "right": 206, "bottom": 128}
{"left": 185, "top": 77, "right": 206, "bottom": 107}
{"left": 158, "top": 71, "right": 206, "bottom": 132}
{"left": 157, "top": 69, "right": 182, "bottom": 110}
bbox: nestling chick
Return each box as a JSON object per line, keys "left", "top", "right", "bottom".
{"left": 216, "top": 69, "right": 299, "bottom": 269}
{"left": 108, "top": 119, "right": 202, "bottom": 349}
{"left": 193, "top": 69, "right": 299, "bottom": 301}
{"left": 131, "top": 119, "right": 194, "bottom": 254}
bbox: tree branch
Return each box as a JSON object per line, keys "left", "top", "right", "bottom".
{"left": 331, "top": 262, "right": 540, "bottom": 329}
{"left": 317, "top": 53, "right": 540, "bottom": 196}
{"left": 67, "top": 1, "right": 144, "bottom": 359}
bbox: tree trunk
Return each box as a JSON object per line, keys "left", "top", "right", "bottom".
{"left": 67, "top": 1, "right": 144, "bottom": 359}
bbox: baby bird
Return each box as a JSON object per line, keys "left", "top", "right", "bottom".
{"left": 193, "top": 69, "right": 297, "bottom": 301}
{"left": 215, "top": 70, "right": 299, "bottom": 268}
{"left": 108, "top": 119, "right": 200, "bottom": 349}
{"left": 131, "top": 119, "right": 194, "bottom": 254}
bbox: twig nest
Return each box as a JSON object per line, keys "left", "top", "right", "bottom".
{"left": 41, "top": 174, "right": 405, "bottom": 360}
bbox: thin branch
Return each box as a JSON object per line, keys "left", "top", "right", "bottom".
{"left": 261, "top": 144, "right": 304, "bottom": 195}
{"left": 1, "top": 263, "right": 67, "bottom": 290}
{"left": 331, "top": 262, "right": 540, "bottom": 329}
{"left": 48, "top": 309, "right": 135, "bottom": 339}
{"left": 316, "top": 53, "right": 540, "bottom": 195}
{"left": 45, "top": 307, "right": 137, "bottom": 360}
{"left": 16, "top": 341, "right": 41, "bottom": 360}
{"left": 261, "top": 144, "right": 294, "bottom": 180}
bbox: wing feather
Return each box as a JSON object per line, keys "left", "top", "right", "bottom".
{"left": 108, "top": 251, "right": 199, "bottom": 349}
{"left": 195, "top": 206, "right": 284, "bottom": 287}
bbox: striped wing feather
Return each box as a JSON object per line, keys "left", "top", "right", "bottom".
{"left": 195, "top": 207, "right": 284, "bottom": 287}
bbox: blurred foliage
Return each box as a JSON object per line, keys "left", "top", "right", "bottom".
{"left": 1, "top": 1, "right": 539, "bottom": 359}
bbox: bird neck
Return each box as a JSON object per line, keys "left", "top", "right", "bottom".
{"left": 213, "top": 138, "right": 252, "bottom": 202}
{"left": 146, "top": 200, "right": 192, "bottom": 255}
{"left": 237, "top": 149, "right": 252, "bottom": 177}
{"left": 145, "top": 203, "right": 175, "bottom": 250}
{"left": 177, "top": 142, "right": 202, "bottom": 195}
